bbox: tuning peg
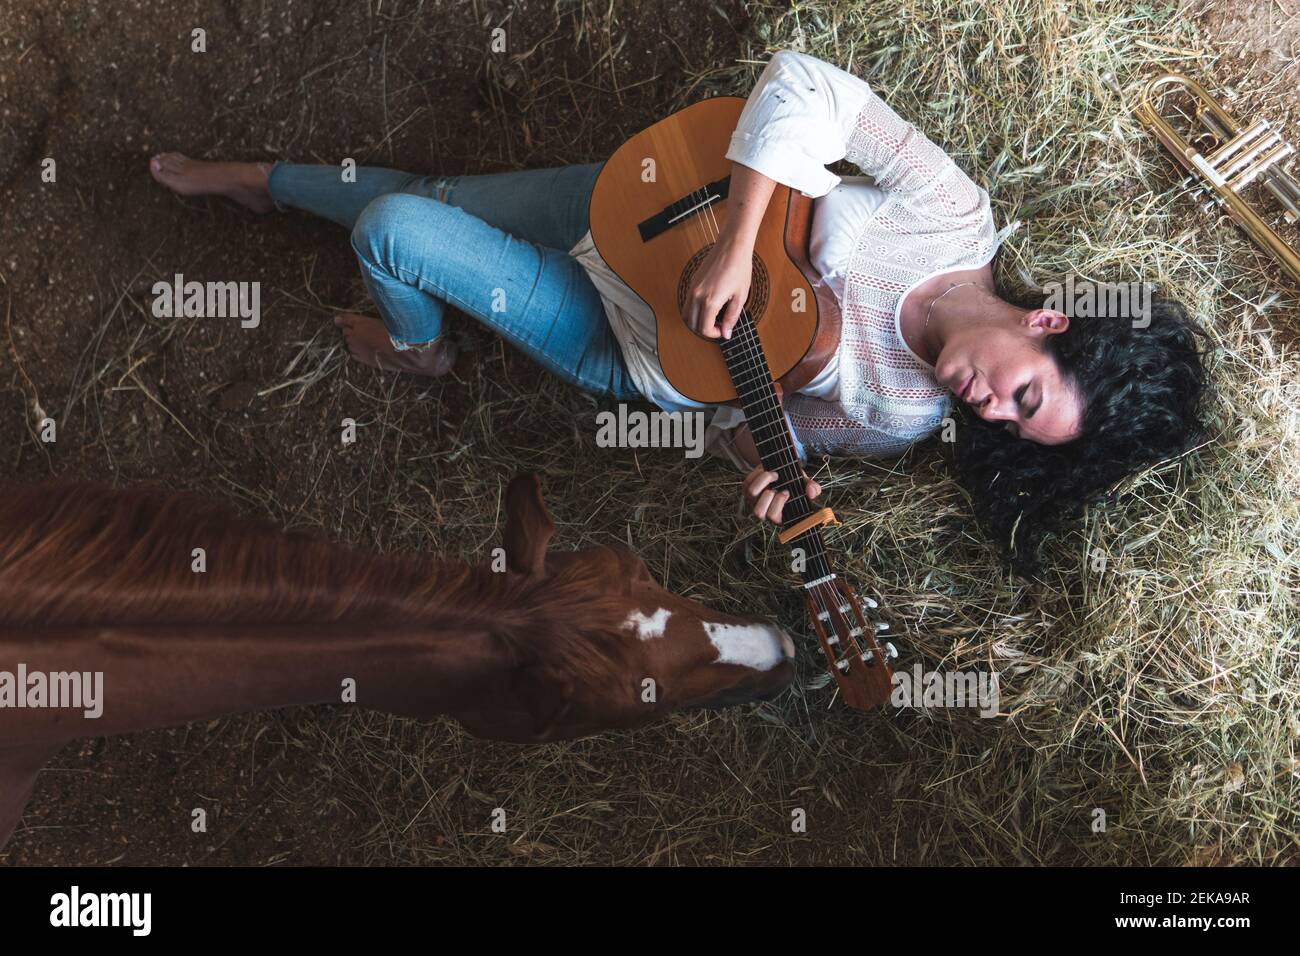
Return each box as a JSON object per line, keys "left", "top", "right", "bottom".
{"left": 875, "top": 621, "right": 889, "bottom": 632}
{"left": 860, "top": 643, "right": 897, "bottom": 664}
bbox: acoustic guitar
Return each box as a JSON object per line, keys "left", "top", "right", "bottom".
{"left": 589, "top": 97, "right": 897, "bottom": 710}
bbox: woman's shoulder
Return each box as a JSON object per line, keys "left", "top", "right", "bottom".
{"left": 810, "top": 175, "right": 997, "bottom": 286}
{"left": 858, "top": 183, "right": 999, "bottom": 278}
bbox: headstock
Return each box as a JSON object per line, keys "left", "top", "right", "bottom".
{"left": 802, "top": 576, "right": 897, "bottom": 710}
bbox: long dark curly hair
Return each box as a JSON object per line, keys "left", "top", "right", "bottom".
{"left": 949, "top": 283, "right": 1210, "bottom": 575}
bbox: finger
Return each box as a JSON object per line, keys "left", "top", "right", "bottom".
{"left": 719, "top": 295, "right": 744, "bottom": 340}
{"left": 699, "top": 303, "right": 723, "bottom": 339}
{"left": 745, "top": 470, "right": 778, "bottom": 499}
{"left": 807, "top": 479, "right": 821, "bottom": 499}
{"left": 764, "top": 491, "right": 790, "bottom": 524}
{"left": 752, "top": 488, "right": 776, "bottom": 520}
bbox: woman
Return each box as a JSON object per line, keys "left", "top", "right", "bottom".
{"left": 149, "top": 50, "right": 1207, "bottom": 573}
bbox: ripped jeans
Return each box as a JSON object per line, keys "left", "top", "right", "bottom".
{"left": 266, "top": 162, "right": 640, "bottom": 399}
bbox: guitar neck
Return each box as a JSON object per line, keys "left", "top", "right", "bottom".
{"left": 719, "top": 313, "right": 835, "bottom": 586}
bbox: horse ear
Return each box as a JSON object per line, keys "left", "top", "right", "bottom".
{"left": 502, "top": 473, "right": 554, "bottom": 577}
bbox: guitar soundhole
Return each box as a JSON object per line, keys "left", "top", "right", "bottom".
{"left": 676, "top": 244, "right": 770, "bottom": 334}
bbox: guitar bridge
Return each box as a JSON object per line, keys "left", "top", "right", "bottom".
{"left": 637, "top": 176, "right": 731, "bottom": 242}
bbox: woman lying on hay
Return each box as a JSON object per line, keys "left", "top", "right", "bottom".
{"left": 148, "top": 49, "right": 1208, "bottom": 573}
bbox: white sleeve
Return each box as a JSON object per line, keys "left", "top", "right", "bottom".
{"left": 725, "top": 50, "right": 868, "bottom": 198}
{"left": 726, "top": 50, "right": 982, "bottom": 212}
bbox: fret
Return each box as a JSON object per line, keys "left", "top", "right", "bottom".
{"left": 717, "top": 310, "right": 840, "bottom": 587}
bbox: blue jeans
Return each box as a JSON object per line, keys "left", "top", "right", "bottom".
{"left": 266, "top": 162, "right": 640, "bottom": 400}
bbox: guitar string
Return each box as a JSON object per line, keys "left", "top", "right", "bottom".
{"left": 693, "top": 188, "right": 822, "bottom": 521}
{"left": 696, "top": 194, "right": 878, "bottom": 672}
{"left": 681, "top": 189, "right": 826, "bottom": 543}
{"left": 683, "top": 187, "right": 814, "bottom": 518}
{"left": 695, "top": 194, "right": 869, "bottom": 674}
{"left": 685, "top": 186, "right": 861, "bottom": 664}
{"left": 688, "top": 185, "right": 839, "bottom": 591}
{"left": 692, "top": 189, "right": 805, "bottom": 481}
{"left": 638, "top": 183, "right": 864, "bottom": 681}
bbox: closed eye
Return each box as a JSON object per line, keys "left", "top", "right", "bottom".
{"left": 1017, "top": 382, "right": 1043, "bottom": 421}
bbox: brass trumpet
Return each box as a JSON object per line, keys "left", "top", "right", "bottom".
{"left": 1132, "top": 71, "right": 1300, "bottom": 287}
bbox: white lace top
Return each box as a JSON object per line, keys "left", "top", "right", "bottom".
{"left": 568, "top": 49, "right": 1005, "bottom": 467}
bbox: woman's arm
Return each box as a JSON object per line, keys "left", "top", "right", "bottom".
{"left": 681, "top": 161, "right": 777, "bottom": 340}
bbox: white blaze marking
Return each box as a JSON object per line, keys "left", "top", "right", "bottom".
{"left": 623, "top": 608, "right": 672, "bottom": 641}
{"left": 703, "top": 622, "right": 788, "bottom": 671}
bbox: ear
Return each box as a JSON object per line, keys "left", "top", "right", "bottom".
{"left": 1023, "top": 308, "right": 1069, "bottom": 337}
{"left": 502, "top": 473, "right": 555, "bottom": 578}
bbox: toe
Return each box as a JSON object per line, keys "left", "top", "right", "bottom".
{"left": 149, "top": 153, "right": 187, "bottom": 183}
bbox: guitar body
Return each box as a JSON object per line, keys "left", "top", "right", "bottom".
{"left": 589, "top": 97, "right": 836, "bottom": 403}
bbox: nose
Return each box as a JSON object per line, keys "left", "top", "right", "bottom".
{"left": 975, "top": 392, "right": 1013, "bottom": 423}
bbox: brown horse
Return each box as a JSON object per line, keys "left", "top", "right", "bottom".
{"left": 0, "top": 474, "right": 794, "bottom": 849}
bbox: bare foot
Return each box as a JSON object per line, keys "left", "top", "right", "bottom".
{"left": 334, "top": 312, "right": 457, "bottom": 377}
{"left": 149, "top": 152, "right": 274, "bottom": 214}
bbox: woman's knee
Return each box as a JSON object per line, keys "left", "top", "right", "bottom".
{"left": 350, "top": 192, "right": 443, "bottom": 267}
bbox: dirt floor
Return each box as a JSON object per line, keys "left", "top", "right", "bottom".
{"left": 1, "top": 0, "right": 1297, "bottom": 866}
{"left": 0, "top": 0, "right": 773, "bottom": 866}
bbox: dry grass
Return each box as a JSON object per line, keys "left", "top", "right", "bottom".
{"left": 265, "top": 0, "right": 1298, "bottom": 865}
{"left": 729, "top": 0, "right": 1300, "bottom": 865}
{"left": 283, "top": 0, "right": 1297, "bottom": 865}
{"left": 11, "top": 0, "right": 1297, "bottom": 865}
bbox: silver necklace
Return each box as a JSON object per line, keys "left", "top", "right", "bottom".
{"left": 924, "top": 281, "right": 977, "bottom": 330}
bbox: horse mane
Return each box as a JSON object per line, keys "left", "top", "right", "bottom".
{"left": 0, "top": 481, "right": 637, "bottom": 686}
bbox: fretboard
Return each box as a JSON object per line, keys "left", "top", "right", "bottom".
{"left": 719, "top": 313, "right": 835, "bottom": 585}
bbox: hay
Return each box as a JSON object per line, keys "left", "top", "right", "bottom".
{"left": 22, "top": 0, "right": 1297, "bottom": 864}
{"left": 716, "top": 0, "right": 1300, "bottom": 864}
{"left": 296, "top": 0, "right": 1298, "bottom": 865}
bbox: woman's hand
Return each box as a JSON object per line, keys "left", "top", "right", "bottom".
{"left": 743, "top": 466, "right": 821, "bottom": 525}
{"left": 682, "top": 236, "right": 753, "bottom": 340}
